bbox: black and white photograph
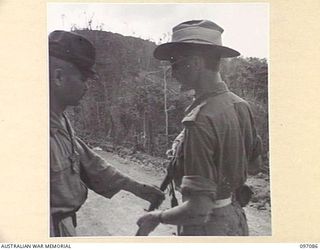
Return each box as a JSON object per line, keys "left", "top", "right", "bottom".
{"left": 48, "top": 3, "right": 270, "bottom": 237}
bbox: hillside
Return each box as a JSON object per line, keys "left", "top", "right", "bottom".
{"left": 68, "top": 29, "right": 269, "bottom": 165}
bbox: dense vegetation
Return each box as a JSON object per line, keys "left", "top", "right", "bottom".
{"left": 66, "top": 30, "right": 269, "bottom": 167}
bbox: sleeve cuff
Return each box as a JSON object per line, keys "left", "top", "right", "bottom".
{"left": 181, "top": 175, "right": 217, "bottom": 198}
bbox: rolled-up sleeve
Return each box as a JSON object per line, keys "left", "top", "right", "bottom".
{"left": 76, "top": 138, "right": 131, "bottom": 198}
{"left": 234, "top": 102, "right": 263, "bottom": 162}
{"left": 182, "top": 118, "right": 218, "bottom": 197}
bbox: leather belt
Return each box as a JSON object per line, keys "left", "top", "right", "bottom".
{"left": 211, "top": 197, "right": 232, "bottom": 209}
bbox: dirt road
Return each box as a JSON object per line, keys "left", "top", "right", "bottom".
{"left": 76, "top": 151, "right": 271, "bottom": 236}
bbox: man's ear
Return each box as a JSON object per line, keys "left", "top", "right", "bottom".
{"left": 53, "top": 68, "right": 64, "bottom": 87}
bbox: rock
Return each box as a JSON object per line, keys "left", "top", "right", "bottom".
{"left": 264, "top": 203, "right": 270, "bottom": 209}
{"left": 93, "top": 147, "right": 102, "bottom": 151}
{"left": 257, "top": 172, "right": 265, "bottom": 178}
{"left": 101, "top": 144, "right": 114, "bottom": 152}
{"left": 258, "top": 206, "right": 267, "bottom": 210}
{"left": 251, "top": 196, "right": 259, "bottom": 202}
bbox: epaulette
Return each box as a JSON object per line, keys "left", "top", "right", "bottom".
{"left": 182, "top": 101, "right": 207, "bottom": 126}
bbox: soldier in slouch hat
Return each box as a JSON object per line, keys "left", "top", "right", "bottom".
{"left": 137, "top": 20, "right": 263, "bottom": 236}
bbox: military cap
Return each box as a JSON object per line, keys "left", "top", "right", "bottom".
{"left": 49, "top": 30, "right": 96, "bottom": 77}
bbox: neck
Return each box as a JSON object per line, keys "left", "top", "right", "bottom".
{"left": 50, "top": 96, "right": 66, "bottom": 116}
{"left": 194, "top": 70, "right": 222, "bottom": 98}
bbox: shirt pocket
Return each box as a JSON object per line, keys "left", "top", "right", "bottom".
{"left": 50, "top": 156, "right": 71, "bottom": 183}
{"left": 50, "top": 153, "right": 81, "bottom": 182}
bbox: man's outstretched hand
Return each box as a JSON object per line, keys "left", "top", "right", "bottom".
{"left": 136, "top": 211, "right": 162, "bottom": 236}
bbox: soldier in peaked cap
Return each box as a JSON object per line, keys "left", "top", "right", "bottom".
{"left": 49, "top": 30, "right": 164, "bottom": 237}
{"left": 137, "top": 20, "right": 263, "bottom": 236}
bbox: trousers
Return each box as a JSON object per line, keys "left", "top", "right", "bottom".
{"left": 50, "top": 212, "right": 77, "bottom": 237}
{"left": 178, "top": 201, "right": 249, "bottom": 236}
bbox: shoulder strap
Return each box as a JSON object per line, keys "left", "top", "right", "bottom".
{"left": 62, "top": 113, "right": 80, "bottom": 173}
{"left": 62, "top": 113, "right": 77, "bottom": 155}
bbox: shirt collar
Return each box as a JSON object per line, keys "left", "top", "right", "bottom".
{"left": 50, "top": 111, "right": 64, "bottom": 130}
{"left": 50, "top": 111, "right": 73, "bottom": 137}
{"left": 185, "top": 81, "right": 229, "bottom": 114}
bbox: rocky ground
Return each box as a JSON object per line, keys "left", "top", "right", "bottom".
{"left": 76, "top": 149, "right": 271, "bottom": 236}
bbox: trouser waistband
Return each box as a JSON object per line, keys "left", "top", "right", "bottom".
{"left": 211, "top": 197, "right": 232, "bottom": 209}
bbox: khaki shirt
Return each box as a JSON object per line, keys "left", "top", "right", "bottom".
{"left": 176, "top": 82, "right": 262, "bottom": 200}
{"left": 50, "top": 112, "right": 131, "bottom": 215}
